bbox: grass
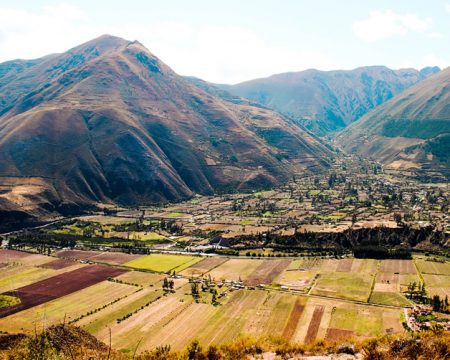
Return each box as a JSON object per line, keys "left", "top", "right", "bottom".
{"left": 124, "top": 254, "right": 202, "bottom": 273}
{"left": 318, "top": 212, "right": 346, "bottom": 220}
{"left": 277, "top": 270, "right": 317, "bottom": 291}
{"left": 369, "top": 292, "right": 411, "bottom": 307}
{"left": 166, "top": 212, "right": 185, "bottom": 218}
{"left": 0, "top": 267, "right": 56, "bottom": 293}
{"left": 239, "top": 220, "right": 254, "bottom": 225}
{"left": 356, "top": 259, "right": 379, "bottom": 274}
{"left": 311, "top": 272, "right": 373, "bottom": 302}
{"left": 82, "top": 288, "right": 164, "bottom": 334}
{"left": 114, "top": 271, "right": 164, "bottom": 287}
{"left": 0, "top": 281, "right": 137, "bottom": 333}
{"left": 0, "top": 294, "right": 20, "bottom": 308}
{"left": 329, "top": 307, "right": 383, "bottom": 337}
{"left": 288, "top": 258, "right": 323, "bottom": 271}
{"left": 196, "top": 290, "right": 266, "bottom": 346}
{"left": 129, "top": 232, "right": 167, "bottom": 241}
{"left": 265, "top": 294, "right": 294, "bottom": 336}
{"left": 253, "top": 190, "right": 275, "bottom": 198}
{"left": 422, "top": 274, "right": 450, "bottom": 288}
{"left": 415, "top": 259, "right": 450, "bottom": 275}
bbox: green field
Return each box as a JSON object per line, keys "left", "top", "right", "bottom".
{"left": 311, "top": 272, "right": 373, "bottom": 302}
{"left": 369, "top": 292, "right": 411, "bottom": 307}
{"left": 124, "top": 253, "right": 202, "bottom": 272}
{"left": 0, "top": 294, "right": 20, "bottom": 308}
{"left": 415, "top": 259, "right": 450, "bottom": 275}
{"left": 422, "top": 274, "right": 450, "bottom": 288}
{"left": 129, "top": 232, "right": 167, "bottom": 241}
{"left": 239, "top": 219, "right": 254, "bottom": 225}
{"left": 329, "top": 306, "right": 383, "bottom": 337}
{"left": 82, "top": 288, "right": 165, "bottom": 334}
{"left": 166, "top": 212, "right": 185, "bottom": 218}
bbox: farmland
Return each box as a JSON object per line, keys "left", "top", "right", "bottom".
{"left": 1, "top": 248, "right": 449, "bottom": 354}
{"left": 7, "top": 155, "right": 447, "bottom": 261}
{"left": 124, "top": 253, "right": 202, "bottom": 273}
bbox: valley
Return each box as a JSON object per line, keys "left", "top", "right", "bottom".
{"left": 6, "top": 154, "right": 447, "bottom": 255}
{"left": 1, "top": 154, "right": 449, "bottom": 354}
{"left": 0, "top": 25, "right": 448, "bottom": 358}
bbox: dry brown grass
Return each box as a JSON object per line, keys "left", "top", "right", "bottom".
{"left": 1, "top": 324, "right": 448, "bottom": 360}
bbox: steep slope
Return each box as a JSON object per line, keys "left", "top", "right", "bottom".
{"left": 335, "top": 67, "right": 450, "bottom": 180}
{"left": 223, "top": 66, "right": 439, "bottom": 135}
{"left": 0, "top": 35, "right": 334, "bottom": 228}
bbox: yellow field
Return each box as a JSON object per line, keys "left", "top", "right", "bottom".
{"left": 0, "top": 281, "right": 137, "bottom": 332}
{"left": 124, "top": 253, "right": 202, "bottom": 272}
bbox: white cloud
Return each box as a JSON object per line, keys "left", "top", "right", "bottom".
{"left": 421, "top": 53, "right": 449, "bottom": 69}
{"left": 353, "top": 10, "right": 433, "bottom": 42}
{"left": 446, "top": 3, "right": 450, "bottom": 12}
{"left": 0, "top": 4, "right": 104, "bottom": 60}
{"left": 398, "top": 53, "right": 449, "bottom": 70}
{"left": 0, "top": 4, "right": 337, "bottom": 84}
{"left": 135, "top": 25, "right": 338, "bottom": 83}
{"left": 428, "top": 31, "right": 444, "bottom": 39}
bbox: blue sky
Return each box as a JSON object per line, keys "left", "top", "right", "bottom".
{"left": 0, "top": 0, "right": 448, "bottom": 83}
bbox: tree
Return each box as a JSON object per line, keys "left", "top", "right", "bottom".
{"left": 162, "top": 278, "right": 169, "bottom": 291}
{"left": 191, "top": 282, "right": 199, "bottom": 299}
{"left": 211, "top": 289, "right": 218, "bottom": 305}
{"left": 432, "top": 295, "right": 441, "bottom": 312}
{"left": 186, "top": 339, "right": 202, "bottom": 360}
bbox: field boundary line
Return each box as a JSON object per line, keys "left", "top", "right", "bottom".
{"left": 307, "top": 274, "right": 319, "bottom": 295}
{"left": 412, "top": 258, "right": 425, "bottom": 285}
{"left": 202, "top": 258, "right": 231, "bottom": 276}
{"left": 367, "top": 260, "right": 380, "bottom": 302}
{"left": 297, "top": 292, "right": 407, "bottom": 310}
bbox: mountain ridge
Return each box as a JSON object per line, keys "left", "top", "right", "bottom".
{"left": 0, "top": 35, "right": 335, "bottom": 228}
{"left": 335, "top": 66, "right": 450, "bottom": 180}
{"left": 221, "top": 65, "right": 440, "bottom": 135}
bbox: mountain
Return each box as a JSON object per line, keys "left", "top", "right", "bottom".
{"left": 335, "top": 67, "right": 450, "bottom": 180}
{"left": 0, "top": 35, "right": 334, "bottom": 227}
{"left": 222, "top": 66, "right": 440, "bottom": 135}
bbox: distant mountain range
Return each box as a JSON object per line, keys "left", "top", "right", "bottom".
{"left": 336, "top": 67, "right": 450, "bottom": 180}
{"left": 0, "top": 35, "right": 334, "bottom": 227}
{"left": 221, "top": 66, "right": 440, "bottom": 135}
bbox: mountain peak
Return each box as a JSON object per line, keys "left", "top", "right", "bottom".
{"left": 68, "top": 34, "right": 130, "bottom": 55}
{"left": 0, "top": 36, "right": 334, "bottom": 221}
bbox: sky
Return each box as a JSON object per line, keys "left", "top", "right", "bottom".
{"left": 0, "top": 0, "right": 449, "bottom": 84}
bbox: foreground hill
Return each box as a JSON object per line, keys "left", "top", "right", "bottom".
{"left": 222, "top": 66, "right": 439, "bottom": 135}
{"left": 0, "top": 324, "right": 448, "bottom": 359}
{"left": 0, "top": 35, "right": 334, "bottom": 228}
{"left": 336, "top": 67, "right": 450, "bottom": 180}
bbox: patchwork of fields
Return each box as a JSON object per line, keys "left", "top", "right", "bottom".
{"left": 0, "top": 249, "right": 449, "bottom": 353}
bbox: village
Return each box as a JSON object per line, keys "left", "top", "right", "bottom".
{"left": 6, "top": 154, "right": 444, "bottom": 258}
